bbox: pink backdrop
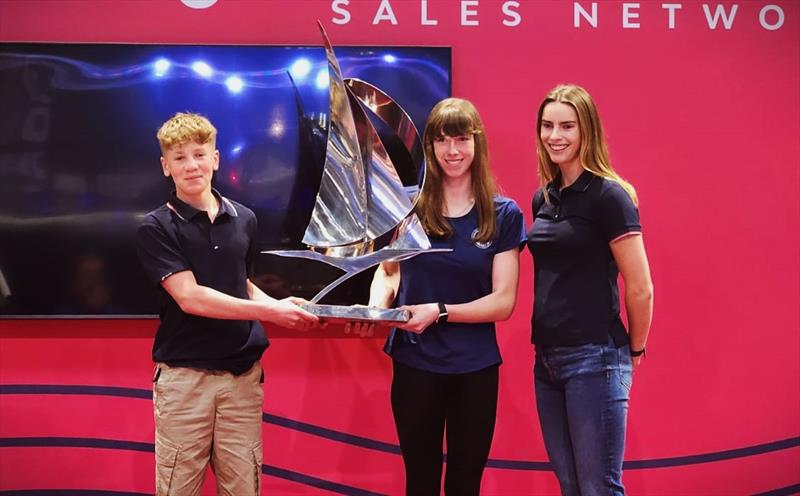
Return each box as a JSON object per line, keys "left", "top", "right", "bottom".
{"left": 1, "top": 1, "right": 798, "bottom": 494}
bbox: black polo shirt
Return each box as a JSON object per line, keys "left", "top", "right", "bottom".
{"left": 526, "top": 170, "right": 641, "bottom": 348}
{"left": 136, "top": 189, "right": 268, "bottom": 374}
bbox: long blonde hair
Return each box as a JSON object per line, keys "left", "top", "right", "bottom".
{"left": 536, "top": 85, "right": 637, "bottom": 205}
{"left": 417, "top": 98, "right": 497, "bottom": 242}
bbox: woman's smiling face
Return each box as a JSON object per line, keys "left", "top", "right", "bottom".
{"left": 432, "top": 133, "right": 475, "bottom": 180}
{"left": 540, "top": 101, "right": 581, "bottom": 170}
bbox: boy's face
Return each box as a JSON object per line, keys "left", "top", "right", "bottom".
{"left": 161, "top": 141, "right": 219, "bottom": 199}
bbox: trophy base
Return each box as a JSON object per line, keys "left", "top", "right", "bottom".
{"left": 301, "top": 304, "right": 409, "bottom": 324}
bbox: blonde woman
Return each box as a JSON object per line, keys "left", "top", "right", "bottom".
{"left": 526, "top": 85, "right": 654, "bottom": 495}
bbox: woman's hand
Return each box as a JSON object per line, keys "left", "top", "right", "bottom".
{"left": 343, "top": 304, "right": 382, "bottom": 337}
{"left": 396, "top": 303, "right": 439, "bottom": 334}
{"left": 343, "top": 261, "right": 401, "bottom": 337}
{"left": 344, "top": 320, "right": 378, "bottom": 337}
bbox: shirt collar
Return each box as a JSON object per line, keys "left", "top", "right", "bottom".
{"left": 166, "top": 188, "right": 237, "bottom": 222}
{"left": 547, "top": 169, "right": 595, "bottom": 195}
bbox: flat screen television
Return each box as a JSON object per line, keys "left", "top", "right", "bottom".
{"left": 0, "top": 43, "right": 451, "bottom": 317}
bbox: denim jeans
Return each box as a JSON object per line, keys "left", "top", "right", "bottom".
{"left": 534, "top": 336, "right": 633, "bottom": 496}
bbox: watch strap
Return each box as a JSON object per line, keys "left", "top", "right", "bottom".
{"left": 436, "top": 302, "right": 448, "bottom": 324}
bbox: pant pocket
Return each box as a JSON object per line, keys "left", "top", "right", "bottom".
{"left": 251, "top": 442, "right": 263, "bottom": 495}
{"left": 617, "top": 347, "right": 633, "bottom": 392}
{"left": 152, "top": 364, "right": 167, "bottom": 417}
{"left": 155, "top": 436, "right": 180, "bottom": 496}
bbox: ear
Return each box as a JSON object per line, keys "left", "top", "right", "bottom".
{"left": 160, "top": 156, "right": 170, "bottom": 177}
{"left": 212, "top": 149, "right": 220, "bottom": 171}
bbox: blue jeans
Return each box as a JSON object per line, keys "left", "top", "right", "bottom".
{"left": 534, "top": 336, "right": 633, "bottom": 496}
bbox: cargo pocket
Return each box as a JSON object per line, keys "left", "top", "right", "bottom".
{"left": 251, "top": 442, "right": 263, "bottom": 494}
{"left": 155, "top": 436, "right": 180, "bottom": 496}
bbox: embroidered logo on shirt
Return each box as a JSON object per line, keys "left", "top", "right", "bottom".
{"left": 471, "top": 229, "right": 492, "bottom": 249}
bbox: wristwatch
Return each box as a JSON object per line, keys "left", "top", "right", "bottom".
{"left": 630, "top": 347, "right": 646, "bottom": 357}
{"left": 436, "top": 302, "right": 448, "bottom": 324}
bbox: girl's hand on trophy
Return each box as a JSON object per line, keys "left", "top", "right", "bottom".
{"left": 344, "top": 321, "right": 376, "bottom": 337}
{"left": 344, "top": 304, "right": 373, "bottom": 337}
{"left": 396, "top": 303, "right": 438, "bottom": 334}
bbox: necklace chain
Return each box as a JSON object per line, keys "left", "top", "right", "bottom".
{"left": 445, "top": 198, "right": 475, "bottom": 217}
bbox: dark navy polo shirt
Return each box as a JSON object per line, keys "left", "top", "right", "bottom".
{"left": 526, "top": 171, "right": 641, "bottom": 348}
{"left": 385, "top": 196, "right": 525, "bottom": 374}
{"left": 136, "top": 189, "right": 268, "bottom": 374}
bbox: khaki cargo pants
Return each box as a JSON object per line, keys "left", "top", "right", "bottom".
{"left": 153, "top": 361, "right": 263, "bottom": 495}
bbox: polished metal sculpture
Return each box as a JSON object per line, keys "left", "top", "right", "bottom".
{"left": 266, "top": 22, "right": 448, "bottom": 323}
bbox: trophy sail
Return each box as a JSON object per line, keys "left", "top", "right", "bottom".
{"left": 264, "top": 22, "right": 451, "bottom": 322}
{"left": 345, "top": 78, "right": 426, "bottom": 195}
{"left": 302, "top": 24, "right": 367, "bottom": 248}
{"left": 349, "top": 90, "right": 414, "bottom": 241}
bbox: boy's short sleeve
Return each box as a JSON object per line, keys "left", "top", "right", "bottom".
{"left": 136, "top": 216, "right": 190, "bottom": 286}
{"left": 597, "top": 182, "right": 641, "bottom": 242}
{"left": 495, "top": 199, "right": 526, "bottom": 253}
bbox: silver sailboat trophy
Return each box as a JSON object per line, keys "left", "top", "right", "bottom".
{"left": 265, "top": 22, "right": 448, "bottom": 323}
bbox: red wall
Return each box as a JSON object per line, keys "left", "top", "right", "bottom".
{"left": 1, "top": 1, "right": 798, "bottom": 494}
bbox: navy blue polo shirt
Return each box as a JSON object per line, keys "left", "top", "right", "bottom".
{"left": 136, "top": 189, "right": 268, "bottom": 374}
{"left": 385, "top": 196, "right": 525, "bottom": 374}
{"left": 526, "top": 171, "right": 641, "bottom": 348}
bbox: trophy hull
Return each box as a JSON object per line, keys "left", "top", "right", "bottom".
{"left": 301, "top": 304, "right": 409, "bottom": 324}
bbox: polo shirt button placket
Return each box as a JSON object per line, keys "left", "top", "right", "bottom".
{"left": 555, "top": 192, "right": 564, "bottom": 220}
{"left": 209, "top": 223, "right": 219, "bottom": 252}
